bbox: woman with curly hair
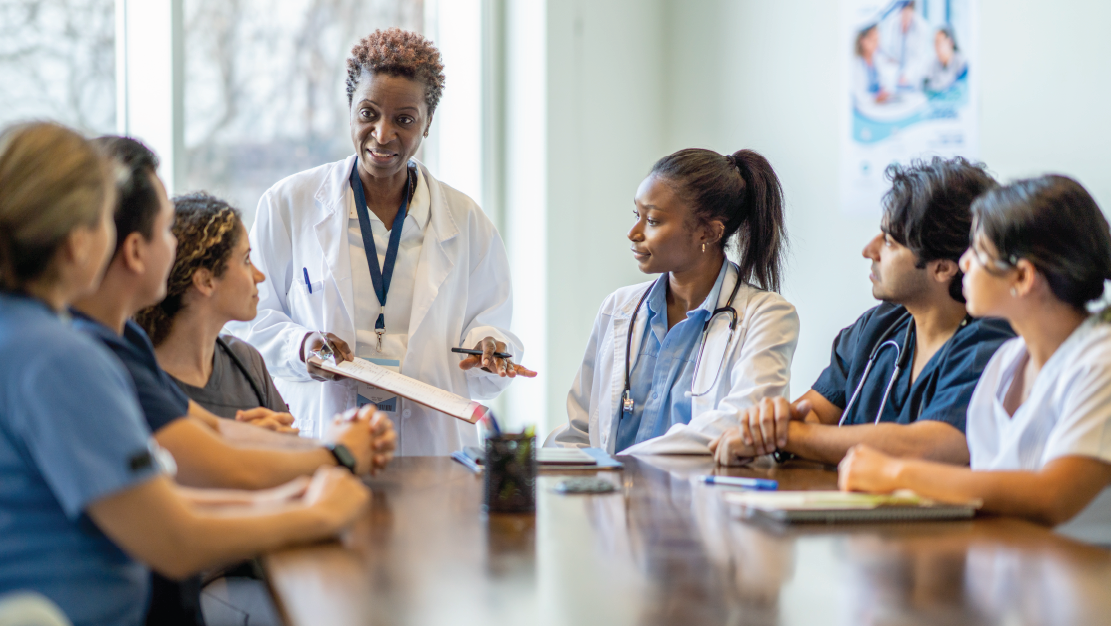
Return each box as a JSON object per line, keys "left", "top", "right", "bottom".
{"left": 230, "top": 28, "right": 535, "bottom": 453}
{"left": 136, "top": 192, "right": 294, "bottom": 431}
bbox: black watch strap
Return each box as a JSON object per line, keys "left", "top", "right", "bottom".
{"left": 327, "top": 443, "right": 358, "bottom": 474}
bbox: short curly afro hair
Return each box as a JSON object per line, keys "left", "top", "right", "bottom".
{"left": 346, "top": 28, "right": 446, "bottom": 116}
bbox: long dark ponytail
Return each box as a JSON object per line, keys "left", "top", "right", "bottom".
{"left": 649, "top": 148, "right": 787, "bottom": 292}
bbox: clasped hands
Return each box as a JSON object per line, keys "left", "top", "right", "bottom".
{"left": 708, "top": 397, "right": 812, "bottom": 466}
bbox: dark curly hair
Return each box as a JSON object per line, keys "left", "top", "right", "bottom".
{"left": 881, "top": 156, "right": 998, "bottom": 303}
{"left": 346, "top": 28, "right": 446, "bottom": 116}
{"left": 135, "top": 192, "right": 242, "bottom": 346}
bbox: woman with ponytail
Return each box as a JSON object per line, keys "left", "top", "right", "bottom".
{"left": 548, "top": 148, "right": 799, "bottom": 454}
{"left": 840, "top": 175, "right": 1111, "bottom": 540}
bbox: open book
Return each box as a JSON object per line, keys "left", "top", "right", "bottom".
{"left": 308, "top": 356, "right": 488, "bottom": 424}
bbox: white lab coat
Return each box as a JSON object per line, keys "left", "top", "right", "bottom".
{"left": 227, "top": 155, "right": 521, "bottom": 455}
{"left": 548, "top": 263, "right": 799, "bottom": 455}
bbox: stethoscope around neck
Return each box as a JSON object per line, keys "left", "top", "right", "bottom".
{"left": 838, "top": 311, "right": 971, "bottom": 426}
{"left": 621, "top": 262, "right": 744, "bottom": 418}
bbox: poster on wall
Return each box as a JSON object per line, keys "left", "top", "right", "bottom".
{"left": 840, "top": 0, "right": 979, "bottom": 216}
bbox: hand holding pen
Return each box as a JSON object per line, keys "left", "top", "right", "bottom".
{"left": 455, "top": 336, "right": 538, "bottom": 378}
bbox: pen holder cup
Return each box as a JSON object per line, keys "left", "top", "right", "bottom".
{"left": 484, "top": 434, "right": 537, "bottom": 514}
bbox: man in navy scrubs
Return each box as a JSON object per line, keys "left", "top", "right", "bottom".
{"left": 711, "top": 157, "right": 1014, "bottom": 466}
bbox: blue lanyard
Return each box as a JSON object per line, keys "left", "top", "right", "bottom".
{"left": 349, "top": 160, "right": 412, "bottom": 351}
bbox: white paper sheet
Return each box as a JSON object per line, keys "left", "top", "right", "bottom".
{"left": 309, "top": 356, "right": 487, "bottom": 424}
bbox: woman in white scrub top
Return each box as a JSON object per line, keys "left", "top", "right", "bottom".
{"left": 231, "top": 28, "right": 535, "bottom": 454}
{"left": 839, "top": 175, "right": 1111, "bottom": 539}
{"left": 549, "top": 149, "right": 799, "bottom": 455}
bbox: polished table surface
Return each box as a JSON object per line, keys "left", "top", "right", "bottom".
{"left": 264, "top": 456, "right": 1111, "bottom": 626}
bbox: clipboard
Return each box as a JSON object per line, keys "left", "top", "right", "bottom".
{"left": 308, "top": 356, "right": 488, "bottom": 424}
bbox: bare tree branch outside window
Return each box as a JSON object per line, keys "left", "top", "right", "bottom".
{"left": 0, "top": 0, "right": 116, "bottom": 134}
{"left": 183, "top": 0, "right": 423, "bottom": 226}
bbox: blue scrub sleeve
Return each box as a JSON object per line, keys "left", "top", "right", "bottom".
{"left": 915, "top": 319, "right": 1015, "bottom": 434}
{"left": 12, "top": 341, "right": 160, "bottom": 519}
{"left": 810, "top": 324, "right": 861, "bottom": 409}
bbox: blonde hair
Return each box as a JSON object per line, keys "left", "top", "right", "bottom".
{"left": 0, "top": 122, "right": 112, "bottom": 291}
{"left": 135, "top": 192, "right": 242, "bottom": 346}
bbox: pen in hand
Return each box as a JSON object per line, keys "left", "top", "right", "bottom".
{"left": 452, "top": 347, "right": 513, "bottom": 360}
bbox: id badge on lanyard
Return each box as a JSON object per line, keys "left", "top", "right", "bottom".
{"left": 355, "top": 356, "right": 402, "bottom": 414}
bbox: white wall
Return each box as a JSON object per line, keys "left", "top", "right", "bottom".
{"left": 661, "top": 0, "right": 1111, "bottom": 398}
{"left": 515, "top": 0, "right": 1111, "bottom": 436}
{"left": 538, "top": 0, "right": 668, "bottom": 433}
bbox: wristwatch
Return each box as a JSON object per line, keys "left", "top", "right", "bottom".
{"left": 327, "top": 443, "right": 358, "bottom": 474}
{"left": 772, "top": 450, "right": 796, "bottom": 464}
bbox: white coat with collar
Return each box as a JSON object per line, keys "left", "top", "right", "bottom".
{"left": 548, "top": 263, "right": 798, "bottom": 455}
{"left": 227, "top": 155, "right": 521, "bottom": 455}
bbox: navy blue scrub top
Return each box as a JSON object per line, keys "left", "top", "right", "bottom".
{"left": 811, "top": 303, "right": 1014, "bottom": 432}
{"left": 72, "top": 313, "right": 190, "bottom": 433}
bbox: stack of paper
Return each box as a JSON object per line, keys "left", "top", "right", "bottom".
{"left": 725, "top": 490, "right": 981, "bottom": 524}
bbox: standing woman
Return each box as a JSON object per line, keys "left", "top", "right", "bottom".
{"left": 232, "top": 28, "right": 535, "bottom": 453}
{"left": 839, "top": 176, "right": 1111, "bottom": 540}
{"left": 549, "top": 149, "right": 800, "bottom": 454}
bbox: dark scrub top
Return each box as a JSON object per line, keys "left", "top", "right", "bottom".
{"left": 0, "top": 293, "right": 160, "bottom": 626}
{"left": 72, "top": 314, "right": 190, "bottom": 433}
{"left": 811, "top": 302, "right": 1015, "bottom": 432}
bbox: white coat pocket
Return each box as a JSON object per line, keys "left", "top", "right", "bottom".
{"left": 287, "top": 280, "right": 324, "bottom": 326}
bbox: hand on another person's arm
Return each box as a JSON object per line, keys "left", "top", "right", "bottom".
{"left": 300, "top": 331, "right": 353, "bottom": 381}
{"left": 458, "top": 336, "right": 538, "bottom": 379}
{"left": 235, "top": 407, "right": 298, "bottom": 434}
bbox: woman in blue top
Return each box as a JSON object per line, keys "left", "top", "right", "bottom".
{"left": 0, "top": 122, "right": 371, "bottom": 626}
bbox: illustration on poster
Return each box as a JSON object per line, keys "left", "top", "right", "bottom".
{"left": 841, "top": 0, "right": 979, "bottom": 216}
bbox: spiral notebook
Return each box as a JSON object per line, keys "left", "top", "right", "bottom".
{"left": 725, "top": 490, "right": 980, "bottom": 524}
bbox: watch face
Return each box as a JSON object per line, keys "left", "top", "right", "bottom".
{"left": 332, "top": 444, "right": 357, "bottom": 472}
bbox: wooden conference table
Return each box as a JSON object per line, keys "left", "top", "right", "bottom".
{"left": 264, "top": 456, "right": 1111, "bottom": 626}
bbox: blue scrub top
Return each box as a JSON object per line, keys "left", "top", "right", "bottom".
{"left": 0, "top": 293, "right": 160, "bottom": 626}
{"left": 811, "top": 302, "right": 1015, "bottom": 431}
{"left": 72, "top": 314, "right": 190, "bottom": 433}
{"left": 615, "top": 261, "right": 727, "bottom": 452}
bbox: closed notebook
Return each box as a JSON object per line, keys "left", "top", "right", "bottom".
{"left": 725, "top": 490, "right": 980, "bottom": 524}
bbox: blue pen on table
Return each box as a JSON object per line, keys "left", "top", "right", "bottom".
{"left": 697, "top": 475, "right": 778, "bottom": 490}
{"left": 302, "top": 267, "right": 313, "bottom": 294}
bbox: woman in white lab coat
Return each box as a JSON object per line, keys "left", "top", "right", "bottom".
{"left": 548, "top": 149, "right": 799, "bottom": 455}
{"left": 231, "top": 28, "right": 534, "bottom": 455}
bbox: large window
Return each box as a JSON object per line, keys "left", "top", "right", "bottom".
{"left": 182, "top": 0, "right": 423, "bottom": 225}
{"left": 0, "top": 0, "right": 116, "bottom": 133}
